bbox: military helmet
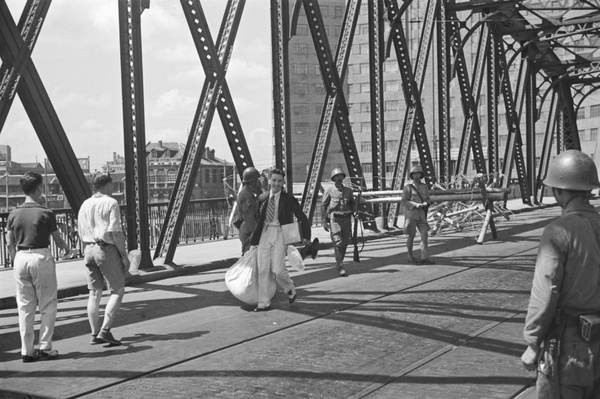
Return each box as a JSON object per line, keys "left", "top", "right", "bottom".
{"left": 242, "top": 166, "right": 260, "bottom": 183}
{"left": 409, "top": 165, "right": 424, "bottom": 179}
{"left": 331, "top": 168, "right": 346, "bottom": 180}
{"left": 543, "top": 150, "right": 600, "bottom": 191}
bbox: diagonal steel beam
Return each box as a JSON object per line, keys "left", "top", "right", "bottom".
{"left": 556, "top": 79, "right": 581, "bottom": 151}
{"left": 536, "top": 86, "right": 557, "bottom": 202}
{"left": 0, "top": 0, "right": 50, "bottom": 132}
{"left": 297, "top": 0, "right": 364, "bottom": 222}
{"left": 154, "top": 0, "right": 248, "bottom": 262}
{"left": 271, "top": 0, "right": 293, "bottom": 184}
{"left": 454, "top": 20, "right": 488, "bottom": 176}
{"left": 385, "top": 0, "right": 437, "bottom": 226}
{"left": 0, "top": 0, "right": 91, "bottom": 213}
{"left": 495, "top": 37, "right": 531, "bottom": 204}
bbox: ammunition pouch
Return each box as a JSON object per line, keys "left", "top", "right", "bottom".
{"left": 579, "top": 313, "right": 600, "bottom": 342}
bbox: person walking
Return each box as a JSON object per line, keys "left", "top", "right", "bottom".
{"left": 322, "top": 168, "right": 357, "bottom": 277}
{"left": 78, "top": 173, "right": 130, "bottom": 346}
{"left": 521, "top": 150, "right": 600, "bottom": 397}
{"left": 7, "top": 171, "right": 73, "bottom": 362}
{"left": 401, "top": 165, "right": 434, "bottom": 264}
{"left": 236, "top": 166, "right": 262, "bottom": 254}
{"left": 250, "top": 168, "right": 310, "bottom": 311}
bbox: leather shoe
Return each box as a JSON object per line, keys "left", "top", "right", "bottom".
{"left": 419, "top": 258, "right": 435, "bottom": 265}
{"left": 310, "top": 238, "right": 319, "bottom": 259}
{"left": 253, "top": 305, "right": 271, "bottom": 312}
{"left": 287, "top": 289, "right": 297, "bottom": 304}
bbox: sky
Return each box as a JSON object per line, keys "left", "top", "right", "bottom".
{"left": 4, "top": 0, "right": 274, "bottom": 172}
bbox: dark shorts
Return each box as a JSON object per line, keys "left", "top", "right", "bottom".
{"left": 84, "top": 243, "right": 125, "bottom": 292}
{"left": 404, "top": 218, "right": 429, "bottom": 236}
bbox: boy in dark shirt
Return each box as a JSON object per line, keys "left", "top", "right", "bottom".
{"left": 7, "top": 172, "right": 73, "bottom": 362}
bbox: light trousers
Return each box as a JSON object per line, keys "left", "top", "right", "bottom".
{"left": 257, "top": 225, "right": 294, "bottom": 308}
{"left": 13, "top": 248, "right": 57, "bottom": 356}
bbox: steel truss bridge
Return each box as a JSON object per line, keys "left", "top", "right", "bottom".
{"left": 1, "top": 0, "right": 599, "bottom": 268}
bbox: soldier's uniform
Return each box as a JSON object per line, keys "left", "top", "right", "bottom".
{"left": 322, "top": 168, "right": 356, "bottom": 276}
{"left": 522, "top": 150, "right": 600, "bottom": 398}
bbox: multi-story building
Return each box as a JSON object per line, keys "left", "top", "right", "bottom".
{"left": 289, "top": 1, "right": 600, "bottom": 189}
{"left": 145, "top": 141, "right": 235, "bottom": 202}
{"left": 288, "top": 1, "right": 348, "bottom": 186}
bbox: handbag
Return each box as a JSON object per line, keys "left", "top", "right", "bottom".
{"left": 281, "top": 222, "right": 302, "bottom": 245}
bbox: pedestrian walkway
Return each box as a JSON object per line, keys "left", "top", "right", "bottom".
{"left": 0, "top": 197, "right": 562, "bottom": 398}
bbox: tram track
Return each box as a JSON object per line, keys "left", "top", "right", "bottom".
{"left": 71, "top": 241, "right": 539, "bottom": 399}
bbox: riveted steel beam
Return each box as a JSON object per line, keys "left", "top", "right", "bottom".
{"left": 155, "top": 0, "right": 247, "bottom": 262}
{"left": 368, "top": 0, "right": 386, "bottom": 223}
{"left": 496, "top": 37, "right": 531, "bottom": 204}
{"left": 271, "top": 0, "right": 293, "bottom": 184}
{"left": 297, "top": 0, "right": 364, "bottom": 223}
{"left": 0, "top": 0, "right": 91, "bottom": 214}
{"left": 556, "top": 80, "right": 581, "bottom": 151}
{"left": 537, "top": 87, "right": 558, "bottom": 202}
{"left": 525, "top": 63, "right": 537, "bottom": 204}
{"left": 437, "top": 0, "right": 451, "bottom": 183}
{"left": 0, "top": 0, "right": 50, "bottom": 132}
{"left": 448, "top": 10, "right": 486, "bottom": 176}
{"left": 118, "top": 0, "right": 153, "bottom": 269}
{"left": 385, "top": 0, "right": 437, "bottom": 227}
{"left": 487, "top": 29, "right": 499, "bottom": 175}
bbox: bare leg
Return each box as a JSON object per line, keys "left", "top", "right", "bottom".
{"left": 100, "top": 288, "right": 125, "bottom": 331}
{"left": 87, "top": 289, "right": 103, "bottom": 335}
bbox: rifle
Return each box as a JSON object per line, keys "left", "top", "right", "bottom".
{"left": 353, "top": 188, "right": 362, "bottom": 262}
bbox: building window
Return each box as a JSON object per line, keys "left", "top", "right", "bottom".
{"left": 294, "top": 83, "right": 309, "bottom": 95}
{"left": 292, "top": 44, "right": 308, "bottom": 55}
{"left": 385, "top": 100, "right": 399, "bottom": 112}
{"left": 157, "top": 169, "right": 166, "bottom": 183}
{"left": 361, "top": 83, "right": 370, "bottom": 93}
{"left": 204, "top": 169, "right": 210, "bottom": 183}
{"left": 315, "top": 83, "right": 326, "bottom": 95}
{"left": 386, "top": 162, "right": 395, "bottom": 173}
{"left": 360, "top": 102, "right": 370, "bottom": 113}
{"left": 296, "top": 122, "right": 310, "bottom": 134}
{"left": 293, "top": 63, "right": 308, "bottom": 75}
{"left": 335, "top": 6, "right": 343, "bottom": 18}
{"left": 360, "top": 63, "right": 369, "bottom": 75}
{"left": 296, "top": 24, "right": 308, "bottom": 35}
{"left": 334, "top": 26, "right": 342, "bottom": 37}
{"left": 591, "top": 105, "right": 600, "bottom": 118}
{"left": 363, "top": 163, "right": 372, "bottom": 173}
{"left": 294, "top": 103, "right": 310, "bottom": 115}
{"left": 148, "top": 171, "right": 156, "bottom": 183}
{"left": 579, "top": 129, "right": 589, "bottom": 141}
{"left": 384, "top": 81, "right": 400, "bottom": 92}
{"left": 383, "top": 61, "right": 399, "bottom": 72}
{"left": 361, "top": 141, "right": 372, "bottom": 152}
{"left": 167, "top": 170, "right": 177, "bottom": 183}
{"left": 577, "top": 107, "right": 586, "bottom": 119}
{"left": 360, "top": 43, "right": 369, "bottom": 54}
{"left": 385, "top": 121, "right": 400, "bottom": 132}
{"left": 361, "top": 122, "right": 371, "bottom": 134}
{"left": 320, "top": 5, "right": 328, "bottom": 16}
{"left": 591, "top": 128, "right": 598, "bottom": 141}
{"left": 386, "top": 140, "right": 399, "bottom": 152}
{"left": 360, "top": 24, "right": 368, "bottom": 35}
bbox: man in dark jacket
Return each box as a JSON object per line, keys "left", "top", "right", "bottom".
{"left": 250, "top": 168, "right": 310, "bottom": 311}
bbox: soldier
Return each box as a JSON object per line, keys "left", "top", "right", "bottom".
{"left": 521, "top": 150, "right": 600, "bottom": 397}
{"left": 401, "top": 165, "right": 434, "bottom": 264}
{"left": 236, "top": 167, "right": 262, "bottom": 255}
{"left": 322, "top": 168, "right": 357, "bottom": 277}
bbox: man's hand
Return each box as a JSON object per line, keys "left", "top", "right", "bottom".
{"left": 521, "top": 345, "right": 539, "bottom": 372}
{"left": 121, "top": 256, "right": 131, "bottom": 273}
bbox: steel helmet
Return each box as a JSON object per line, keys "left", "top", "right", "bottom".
{"left": 242, "top": 166, "right": 260, "bottom": 183}
{"left": 409, "top": 165, "right": 424, "bottom": 179}
{"left": 331, "top": 168, "right": 346, "bottom": 180}
{"left": 543, "top": 150, "right": 600, "bottom": 191}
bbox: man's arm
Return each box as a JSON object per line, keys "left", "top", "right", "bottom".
{"left": 50, "top": 230, "right": 73, "bottom": 258}
{"left": 321, "top": 189, "right": 331, "bottom": 231}
{"left": 110, "top": 231, "right": 130, "bottom": 271}
{"left": 401, "top": 186, "right": 421, "bottom": 210}
{"left": 6, "top": 230, "right": 16, "bottom": 266}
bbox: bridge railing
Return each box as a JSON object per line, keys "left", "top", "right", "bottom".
{"left": 0, "top": 198, "right": 237, "bottom": 268}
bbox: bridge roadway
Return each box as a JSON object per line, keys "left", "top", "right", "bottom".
{"left": 1, "top": 197, "right": 583, "bottom": 399}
